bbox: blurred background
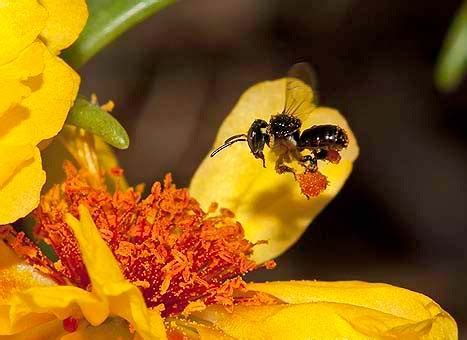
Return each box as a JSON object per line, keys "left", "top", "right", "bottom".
{"left": 79, "top": 0, "right": 467, "bottom": 334}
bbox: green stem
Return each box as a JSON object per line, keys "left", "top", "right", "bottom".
{"left": 435, "top": 1, "right": 467, "bottom": 92}
{"left": 62, "top": 0, "right": 176, "bottom": 68}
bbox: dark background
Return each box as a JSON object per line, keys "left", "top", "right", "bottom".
{"left": 80, "top": 0, "right": 467, "bottom": 334}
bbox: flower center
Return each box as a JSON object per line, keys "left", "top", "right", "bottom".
{"left": 4, "top": 163, "right": 274, "bottom": 316}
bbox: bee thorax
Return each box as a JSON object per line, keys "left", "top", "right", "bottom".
{"left": 268, "top": 113, "right": 301, "bottom": 139}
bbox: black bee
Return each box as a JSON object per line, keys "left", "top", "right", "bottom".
{"left": 210, "top": 63, "right": 349, "bottom": 175}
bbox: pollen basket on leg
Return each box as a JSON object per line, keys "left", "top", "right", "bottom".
{"left": 11, "top": 163, "right": 270, "bottom": 316}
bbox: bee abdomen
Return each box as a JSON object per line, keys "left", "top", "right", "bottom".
{"left": 298, "top": 125, "right": 349, "bottom": 151}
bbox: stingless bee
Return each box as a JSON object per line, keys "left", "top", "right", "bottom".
{"left": 210, "top": 62, "right": 349, "bottom": 178}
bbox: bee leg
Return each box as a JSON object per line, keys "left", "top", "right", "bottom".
{"left": 276, "top": 164, "right": 295, "bottom": 174}
{"left": 248, "top": 119, "right": 269, "bottom": 168}
{"left": 254, "top": 151, "right": 266, "bottom": 168}
{"left": 300, "top": 153, "right": 318, "bottom": 173}
{"left": 275, "top": 154, "right": 295, "bottom": 175}
{"left": 276, "top": 164, "right": 296, "bottom": 179}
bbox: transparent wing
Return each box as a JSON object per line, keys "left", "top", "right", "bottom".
{"left": 283, "top": 62, "right": 319, "bottom": 119}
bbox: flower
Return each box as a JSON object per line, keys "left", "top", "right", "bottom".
{"left": 0, "top": 78, "right": 457, "bottom": 339}
{"left": 0, "top": 169, "right": 457, "bottom": 339}
{"left": 0, "top": 0, "right": 88, "bottom": 224}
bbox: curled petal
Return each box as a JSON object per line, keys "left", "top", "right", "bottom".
{"left": 0, "top": 42, "right": 80, "bottom": 147}
{"left": 0, "top": 146, "right": 45, "bottom": 224}
{"left": 195, "top": 280, "right": 457, "bottom": 339}
{"left": 190, "top": 79, "right": 359, "bottom": 262}
{"left": 39, "top": 0, "right": 88, "bottom": 54}
{"left": 0, "top": 0, "right": 47, "bottom": 65}
{"left": 65, "top": 206, "right": 166, "bottom": 339}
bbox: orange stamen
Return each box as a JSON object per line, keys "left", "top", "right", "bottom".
{"left": 4, "top": 162, "right": 274, "bottom": 317}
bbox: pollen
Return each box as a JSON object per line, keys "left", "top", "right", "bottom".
{"left": 296, "top": 171, "right": 328, "bottom": 198}
{"left": 4, "top": 162, "right": 273, "bottom": 316}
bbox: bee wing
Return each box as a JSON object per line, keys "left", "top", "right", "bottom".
{"left": 283, "top": 62, "right": 319, "bottom": 119}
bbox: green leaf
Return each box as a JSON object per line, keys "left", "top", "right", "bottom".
{"left": 67, "top": 96, "right": 130, "bottom": 149}
{"left": 62, "top": 0, "right": 176, "bottom": 68}
{"left": 435, "top": 1, "right": 467, "bottom": 92}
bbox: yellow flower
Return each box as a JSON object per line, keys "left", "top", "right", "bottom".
{"left": 0, "top": 78, "right": 457, "bottom": 339}
{"left": 0, "top": 0, "right": 88, "bottom": 224}
{"left": 0, "top": 207, "right": 457, "bottom": 339}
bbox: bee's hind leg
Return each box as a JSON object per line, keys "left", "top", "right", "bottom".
{"left": 299, "top": 153, "right": 318, "bottom": 173}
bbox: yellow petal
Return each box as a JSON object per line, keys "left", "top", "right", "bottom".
{"left": 60, "top": 318, "right": 132, "bottom": 340}
{"left": 247, "top": 280, "right": 450, "bottom": 321}
{"left": 0, "top": 242, "right": 63, "bottom": 336}
{"left": 0, "top": 42, "right": 80, "bottom": 147}
{"left": 0, "top": 242, "right": 55, "bottom": 304}
{"left": 39, "top": 0, "right": 88, "bottom": 54}
{"left": 65, "top": 206, "right": 167, "bottom": 340}
{"left": 0, "top": 42, "right": 45, "bottom": 116}
{"left": 190, "top": 79, "right": 359, "bottom": 262}
{"left": 1, "top": 314, "right": 131, "bottom": 340}
{"left": 191, "top": 322, "right": 235, "bottom": 339}
{"left": 0, "top": 146, "right": 45, "bottom": 224}
{"left": 196, "top": 303, "right": 454, "bottom": 340}
{"left": 0, "top": 0, "right": 47, "bottom": 65}
{"left": 195, "top": 281, "right": 457, "bottom": 339}
{"left": 1, "top": 285, "right": 106, "bottom": 335}
{"left": 1, "top": 319, "right": 67, "bottom": 340}
{"left": 0, "top": 144, "right": 35, "bottom": 187}
{"left": 0, "top": 41, "right": 45, "bottom": 80}
{"left": 0, "top": 79, "right": 29, "bottom": 118}
{"left": 240, "top": 280, "right": 456, "bottom": 339}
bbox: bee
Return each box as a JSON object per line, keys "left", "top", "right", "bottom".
{"left": 210, "top": 62, "right": 349, "bottom": 177}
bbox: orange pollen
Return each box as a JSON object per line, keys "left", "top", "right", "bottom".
{"left": 296, "top": 171, "right": 328, "bottom": 198}
{"left": 4, "top": 162, "right": 273, "bottom": 316}
{"left": 324, "top": 150, "right": 341, "bottom": 164}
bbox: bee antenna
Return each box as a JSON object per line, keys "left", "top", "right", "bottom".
{"left": 210, "top": 134, "right": 247, "bottom": 157}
